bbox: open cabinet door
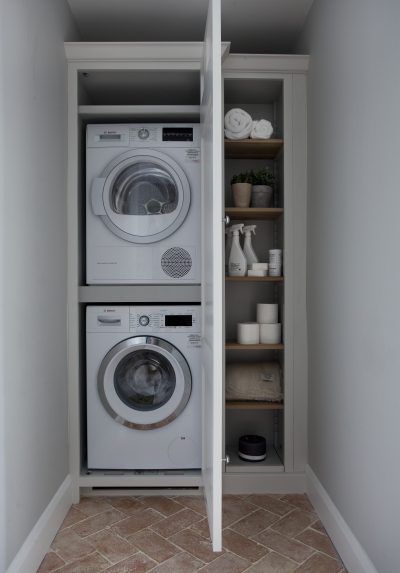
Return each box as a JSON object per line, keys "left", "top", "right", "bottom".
{"left": 200, "top": 0, "right": 223, "bottom": 553}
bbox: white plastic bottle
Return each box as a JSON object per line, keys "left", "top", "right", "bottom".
{"left": 228, "top": 224, "right": 247, "bottom": 277}
{"left": 225, "top": 226, "right": 234, "bottom": 273}
{"left": 243, "top": 225, "right": 259, "bottom": 269}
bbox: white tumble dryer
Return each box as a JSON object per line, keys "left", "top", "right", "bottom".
{"left": 86, "top": 305, "right": 202, "bottom": 470}
{"left": 86, "top": 124, "right": 201, "bottom": 284}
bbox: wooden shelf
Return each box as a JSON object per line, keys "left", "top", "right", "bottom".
{"left": 225, "top": 448, "right": 284, "bottom": 474}
{"left": 226, "top": 401, "right": 283, "bottom": 410}
{"left": 225, "top": 276, "right": 283, "bottom": 283}
{"left": 225, "top": 139, "right": 283, "bottom": 159}
{"left": 225, "top": 343, "right": 284, "bottom": 350}
{"left": 225, "top": 207, "right": 283, "bottom": 220}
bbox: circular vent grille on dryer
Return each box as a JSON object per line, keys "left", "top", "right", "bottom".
{"left": 161, "top": 247, "right": 192, "bottom": 278}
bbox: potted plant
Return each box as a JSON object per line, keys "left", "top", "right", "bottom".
{"left": 231, "top": 171, "right": 252, "bottom": 208}
{"left": 250, "top": 167, "right": 276, "bottom": 207}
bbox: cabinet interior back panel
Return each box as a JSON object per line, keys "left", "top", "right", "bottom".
{"left": 224, "top": 79, "right": 282, "bottom": 105}
{"left": 78, "top": 70, "right": 200, "bottom": 105}
{"left": 225, "top": 283, "right": 276, "bottom": 341}
{"left": 225, "top": 158, "right": 275, "bottom": 206}
{"left": 224, "top": 78, "right": 284, "bottom": 138}
{"left": 226, "top": 410, "right": 278, "bottom": 448}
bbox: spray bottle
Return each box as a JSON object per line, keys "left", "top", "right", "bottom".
{"left": 243, "top": 225, "right": 259, "bottom": 269}
{"left": 228, "top": 224, "right": 246, "bottom": 277}
{"left": 225, "top": 226, "right": 234, "bottom": 273}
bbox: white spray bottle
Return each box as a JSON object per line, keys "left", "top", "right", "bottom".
{"left": 225, "top": 226, "right": 234, "bottom": 273}
{"left": 243, "top": 225, "right": 259, "bottom": 269}
{"left": 228, "top": 224, "right": 246, "bottom": 277}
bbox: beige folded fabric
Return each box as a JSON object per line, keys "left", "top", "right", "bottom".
{"left": 226, "top": 362, "right": 282, "bottom": 401}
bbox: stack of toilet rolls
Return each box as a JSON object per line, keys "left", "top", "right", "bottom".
{"left": 237, "top": 303, "right": 281, "bottom": 345}
{"left": 257, "top": 303, "right": 281, "bottom": 344}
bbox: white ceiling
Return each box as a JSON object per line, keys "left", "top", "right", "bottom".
{"left": 66, "top": 0, "right": 314, "bottom": 53}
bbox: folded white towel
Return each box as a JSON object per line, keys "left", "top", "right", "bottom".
{"left": 224, "top": 108, "right": 252, "bottom": 140}
{"left": 250, "top": 119, "right": 274, "bottom": 140}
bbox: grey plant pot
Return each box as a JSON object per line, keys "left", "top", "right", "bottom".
{"left": 251, "top": 185, "right": 273, "bottom": 207}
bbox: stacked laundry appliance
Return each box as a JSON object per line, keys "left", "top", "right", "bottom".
{"left": 85, "top": 124, "right": 202, "bottom": 470}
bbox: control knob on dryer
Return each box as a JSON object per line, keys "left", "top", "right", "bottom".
{"left": 138, "top": 128, "right": 150, "bottom": 140}
{"left": 139, "top": 315, "right": 150, "bottom": 326}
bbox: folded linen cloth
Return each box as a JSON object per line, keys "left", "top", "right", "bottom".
{"left": 250, "top": 119, "right": 274, "bottom": 140}
{"left": 224, "top": 108, "right": 252, "bottom": 140}
{"left": 225, "top": 362, "right": 282, "bottom": 402}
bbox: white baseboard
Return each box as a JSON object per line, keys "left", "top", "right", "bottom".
{"left": 306, "top": 466, "right": 378, "bottom": 573}
{"left": 223, "top": 472, "right": 306, "bottom": 494}
{"left": 7, "top": 475, "right": 72, "bottom": 573}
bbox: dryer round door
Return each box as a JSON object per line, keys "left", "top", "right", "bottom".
{"left": 98, "top": 336, "right": 192, "bottom": 430}
{"left": 92, "top": 150, "right": 191, "bottom": 244}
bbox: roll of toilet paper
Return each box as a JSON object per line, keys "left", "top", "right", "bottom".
{"left": 256, "top": 304, "right": 278, "bottom": 324}
{"left": 260, "top": 323, "right": 282, "bottom": 344}
{"left": 237, "top": 322, "right": 260, "bottom": 345}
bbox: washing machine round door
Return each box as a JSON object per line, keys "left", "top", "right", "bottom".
{"left": 92, "top": 150, "right": 191, "bottom": 244}
{"left": 98, "top": 336, "right": 192, "bottom": 430}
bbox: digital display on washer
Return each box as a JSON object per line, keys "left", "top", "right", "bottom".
{"left": 162, "top": 127, "right": 193, "bottom": 142}
{"left": 165, "top": 315, "right": 193, "bottom": 327}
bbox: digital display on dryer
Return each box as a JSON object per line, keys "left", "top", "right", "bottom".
{"left": 162, "top": 128, "right": 193, "bottom": 141}
{"left": 165, "top": 315, "right": 193, "bottom": 327}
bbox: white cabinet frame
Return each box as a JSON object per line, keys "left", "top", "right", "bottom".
{"left": 66, "top": 46, "right": 308, "bottom": 505}
{"left": 222, "top": 55, "right": 308, "bottom": 493}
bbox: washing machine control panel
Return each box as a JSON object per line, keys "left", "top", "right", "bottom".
{"left": 128, "top": 306, "right": 200, "bottom": 333}
{"left": 87, "top": 306, "right": 200, "bottom": 333}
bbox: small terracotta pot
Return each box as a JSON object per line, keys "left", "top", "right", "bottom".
{"left": 232, "top": 183, "right": 252, "bottom": 208}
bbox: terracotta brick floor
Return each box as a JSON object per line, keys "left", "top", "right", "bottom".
{"left": 37, "top": 494, "right": 347, "bottom": 572}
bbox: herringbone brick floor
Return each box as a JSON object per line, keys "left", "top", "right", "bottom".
{"left": 37, "top": 494, "right": 347, "bottom": 572}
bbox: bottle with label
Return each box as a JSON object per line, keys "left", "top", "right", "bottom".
{"left": 243, "top": 225, "right": 259, "bottom": 269}
{"left": 228, "top": 224, "right": 246, "bottom": 277}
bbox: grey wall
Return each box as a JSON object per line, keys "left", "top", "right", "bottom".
{"left": 0, "top": 0, "right": 78, "bottom": 567}
{"left": 297, "top": 1, "right": 400, "bottom": 572}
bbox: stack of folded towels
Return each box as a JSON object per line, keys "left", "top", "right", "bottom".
{"left": 224, "top": 108, "right": 274, "bottom": 140}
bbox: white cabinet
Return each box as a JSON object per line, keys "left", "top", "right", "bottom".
{"left": 221, "top": 57, "right": 308, "bottom": 497}
{"left": 65, "top": 0, "right": 307, "bottom": 552}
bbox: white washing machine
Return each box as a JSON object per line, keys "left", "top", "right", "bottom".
{"left": 86, "top": 305, "right": 202, "bottom": 470}
{"left": 86, "top": 124, "right": 201, "bottom": 284}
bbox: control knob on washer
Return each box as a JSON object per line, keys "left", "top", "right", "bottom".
{"left": 139, "top": 315, "right": 150, "bottom": 326}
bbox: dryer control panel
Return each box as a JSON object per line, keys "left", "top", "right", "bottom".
{"left": 87, "top": 124, "right": 200, "bottom": 148}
